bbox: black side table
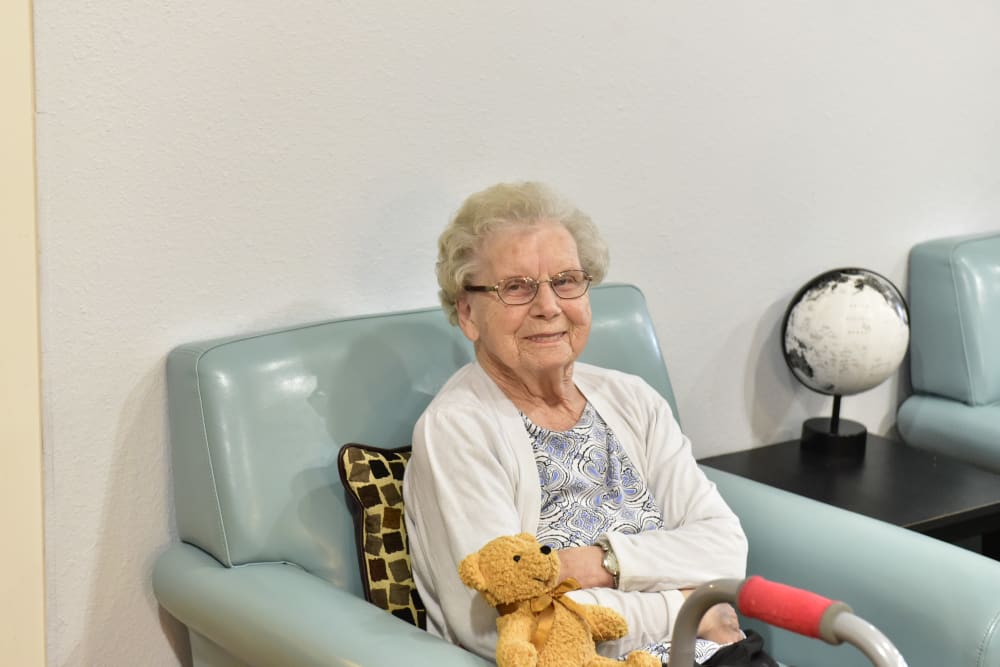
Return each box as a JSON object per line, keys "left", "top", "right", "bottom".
{"left": 700, "top": 434, "right": 1000, "bottom": 559}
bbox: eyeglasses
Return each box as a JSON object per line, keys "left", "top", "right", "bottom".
{"left": 464, "top": 269, "right": 592, "bottom": 305}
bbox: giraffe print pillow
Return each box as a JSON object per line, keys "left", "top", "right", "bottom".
{"left": 337, "top": 443, "right": 426, "bottom": 629}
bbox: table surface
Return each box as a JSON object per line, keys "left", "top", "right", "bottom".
{"left": 699, "top": 434, "right": 1000, "bottom": 537}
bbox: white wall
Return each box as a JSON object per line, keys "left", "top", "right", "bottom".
{"left": 33, "top": 2, "right": 1000, "bottom": 665}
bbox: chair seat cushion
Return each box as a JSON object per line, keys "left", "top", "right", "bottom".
{"left": 338, "top": 443, "right": 426, "bottom": 628}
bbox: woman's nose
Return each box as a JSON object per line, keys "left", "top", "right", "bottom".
{"left": 530, "top": 281, "right": 561, "bottom": 316}
{"left": 540, "top": 545, "right": 551, "bottom": 555}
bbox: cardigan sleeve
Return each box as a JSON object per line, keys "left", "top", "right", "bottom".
{"left": 403, "top": 401, "right": 525, "bottom": 660}
{"left": 600, "top": 374, "right": 749, "bottom": 594}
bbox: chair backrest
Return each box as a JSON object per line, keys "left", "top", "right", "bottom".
{"left": 166, "top": 283, "right": 676, "bottom": 597}
{"left": 907, "top": 231, "right": 1000, "bottom": 406}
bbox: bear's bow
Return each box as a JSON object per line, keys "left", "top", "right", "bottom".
{"left": 498, "top": 578, "right": 589, "bottom": 652}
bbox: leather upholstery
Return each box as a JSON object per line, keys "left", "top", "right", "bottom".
{"left": 154, "top": 283, "right": 1000, "bottom": 667}
{"left": 898, "top": 232, "right": 1000, "bottom": 472}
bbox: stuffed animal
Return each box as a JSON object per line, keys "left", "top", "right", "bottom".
{"left": 459, "top": 532, "right": 659, "bottom": 667}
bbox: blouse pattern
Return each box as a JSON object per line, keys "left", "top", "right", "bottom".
{"left": 524, "top": 402, "right": 663, "bottom": 549}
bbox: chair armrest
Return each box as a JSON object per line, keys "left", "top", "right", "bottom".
{"left": 898, "top": 395, "right": 1000, "bottom": 474}
{"left": 704, "top": 467, "right": 1000, "bottom": 667}
{"left": 152, "top": 543, "right": 492, "bottom": 667}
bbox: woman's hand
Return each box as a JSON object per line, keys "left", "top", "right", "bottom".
{"left": 556, "top": 546, "right": 615, "bottom": 589}
{"left": 680, "top": 589, "right": 742, "bottom": 645}
{"left": 696, "top": 602, "right": 742, "bottom": 644}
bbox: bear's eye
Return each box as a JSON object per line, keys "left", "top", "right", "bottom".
{"left": 512, "top": 555, "right": 521, "bottom": 562}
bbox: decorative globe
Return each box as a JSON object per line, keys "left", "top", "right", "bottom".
{"left": 782, "top": 268, "right": 910, "bottom": 396}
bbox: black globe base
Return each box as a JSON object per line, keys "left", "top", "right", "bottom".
{"left": 800, "top": 418, "right": 867, "bottom": 458}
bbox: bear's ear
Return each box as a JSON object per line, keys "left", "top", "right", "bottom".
{"left": 458, "top": 552, "right": 486, "bottom": 592}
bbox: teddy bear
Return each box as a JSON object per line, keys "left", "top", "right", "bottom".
{"left": 458, "top": 532, "right": 660, "bottom": 667}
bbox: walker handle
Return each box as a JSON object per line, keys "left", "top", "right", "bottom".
{"left": 669, "top": 577, "right": 907, "bottom": 667}
{"left": 737, "top": 575, "right": 850, "bottom": 643}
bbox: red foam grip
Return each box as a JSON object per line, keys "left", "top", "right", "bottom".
{"left": 736, "top": 576, "right": 836, "bottom": 638}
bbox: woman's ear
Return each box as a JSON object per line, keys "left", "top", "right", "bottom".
{"left": 456, "top": 295, "right": 480, "bottom": 343}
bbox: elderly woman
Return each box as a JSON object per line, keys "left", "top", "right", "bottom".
{"left": 403, "top": 182, "right": 748, "bottom": 664}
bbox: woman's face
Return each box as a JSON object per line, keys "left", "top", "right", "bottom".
{"left": 456, "top": 220, "right": 592, "bottom": 385}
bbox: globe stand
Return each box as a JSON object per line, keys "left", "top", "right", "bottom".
{"left": 800, "top": 395, "right": 867, "bottom": 458}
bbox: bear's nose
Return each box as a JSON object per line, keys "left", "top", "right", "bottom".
{"left": 539, "top": 545, "right": 551, "bottom": 555}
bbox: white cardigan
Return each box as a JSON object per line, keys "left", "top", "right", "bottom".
{"left": 402, "top": 362, "right": 748, "bottom": 660}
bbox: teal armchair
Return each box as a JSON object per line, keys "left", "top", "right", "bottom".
{"left": 153, "top": 284, "right": 1000, "bottom": 667}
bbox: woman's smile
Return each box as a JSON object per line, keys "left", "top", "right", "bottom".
{"left": 523, "top": 332, "right": 566, "bottom": 344}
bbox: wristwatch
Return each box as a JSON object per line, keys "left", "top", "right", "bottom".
{"left": 594, "top": 535, "right": 620, "bottom": 589}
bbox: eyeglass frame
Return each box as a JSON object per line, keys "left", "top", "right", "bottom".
{"left": 463, "top": 269, "right": 593, "bottom": 305}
